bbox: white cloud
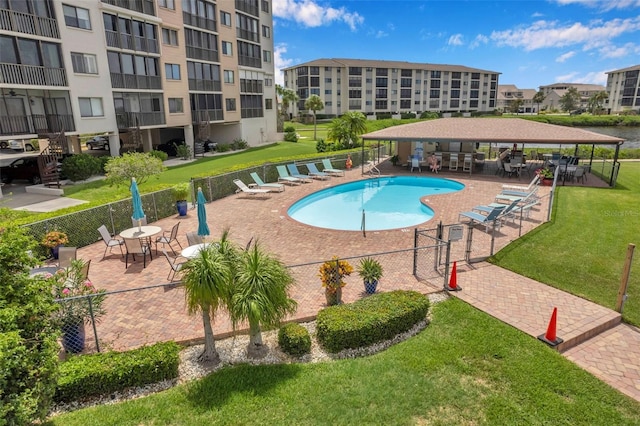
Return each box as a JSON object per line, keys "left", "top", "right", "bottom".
{"left": 375, "top": 30, "right": 388, "bottom": 39}
{"left": 274, "top": 43, "right": 294, "bottom": 86}
{"left": 555, "top": 70, "right": 608, "bottom": 85}
{"left": 448, "top": 33, "right": 464, "bottom": 46}
{"left": 490, "top": 17, "right": 640, "bottom": 51}
{"left": 469, "top": 34, "right": 489, "bottom": 49}
{"left": 598, "top": 42, "right": 640, "bottom": 58}
{"left": 532, "top": 12, "right": 544, "bottom": 18}
{"left": 387, "top": 23, "right": 396, "bottom": 31}
{"left": 553, "top": 0, "right": 640, "bottom": 10}
{"left": 556, "top": 51, "right": 576, "bottom": 62}
{"left": 272, "top": 0, "right": 364, "bottom": 31}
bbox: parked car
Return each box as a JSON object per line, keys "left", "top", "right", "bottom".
{"left": 86, "top": 136, "right": 109, "bottom": 150}
{"left": 0, "top": 157, "right": 41, "bottom": 184}
{"left": 156, "top": 138, "right": 185, "bottom": 157}
{"left": 203, "top": 139, "right": 218, "bottom": 152}
{"left": 1, "top": 139, "right": 35, "bottom": 151}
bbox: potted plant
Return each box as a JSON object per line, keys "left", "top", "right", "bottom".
{"left": 390, "top": 154, "right": 399, "bottom": 166}
{"left": 318, "top": 256, "right": 353, "bottom": 306}
{"left": 47, "top": 259, "right": 106, "bottom": 353}
{"left": 357, "top": 257, "right": 383, "bottom": 294}
{"left": 536, "top": 167, "right": 554, "bottom": 186}
{"left": 42, "top": 230, "right": 69, "bottom": 259}
{"left": 171, "top": 183, "right": 190, "bottom": 216}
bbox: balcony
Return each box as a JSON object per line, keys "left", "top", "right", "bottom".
{"left": 102, "top": 0, "right": 155, "bottom": 16}
{"left": 0, "top": 63, "right": 67, "bottom": 87}
{"left": 192, "top": 109, "right": 223, "bottom": 123}
{"left": 0, "top": 114, "right": 75, "bottom": 136}
{"left": 182, "top": 12, "right": 215, "bottom": 32}
{"left": 186, "top": 46, "right": 218, "bottom": 62}
{"left": 188, "top": 79, "right": 221, "bottom": 92}
{"left": 0, "top": 8, "right": 59, "bottom": 38}
{"left": 116, "top": 111, "right": 165, "bottom": 128}
{"left": 110, "top": 73, "right": 162, "bottom": 90}
{"left": 236, "top": 28, "right": 259, "bottom": 43}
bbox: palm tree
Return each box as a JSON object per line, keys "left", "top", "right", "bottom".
{"left": 510, "top": 98, "right": 524, "bottom": 114}
{"left": 327, "top": 117, "right": 350, "bottom": 149}
{"left": 341, "top": 111, "right": 368, "bottom": 146}
{"left": 230, "top": 242, "right": 297, "bottom": 358}
{"left": 589, "top": 91, "right": 608, "bottom": 114}
{"left": 304, "top": 94, "right": 324, "bottom": 140}
{"left": 180, "top": 243, "right": 231, "bottom": 364}
{"left": 560, "top": 87, "right": 581, "bottom": 112}
{"left": 532, "top": 90, "right": 546, "bottom": 114}
{"left": 276, "top": 84, "right": 299, "bottom": 131}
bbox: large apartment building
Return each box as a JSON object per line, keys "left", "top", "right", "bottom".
{"left": 605, "top": 65, "right": 640, "bottom": 114}
{"left": 496, "top": 85, "right": 538, "bottom": 113}
{"left": 282, "top": 58, "right": 500, "bottom": 118}
{"left": 0, "top": 0, "right": 277, "bottom": 157}
{"left": 538, "top": 83, "right": 605, "bottom": 112}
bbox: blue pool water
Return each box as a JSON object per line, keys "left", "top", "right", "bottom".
{"left": 287, "top": 176, "right": 464, "bottom": 231}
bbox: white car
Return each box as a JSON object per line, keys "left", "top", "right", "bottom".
{"left": 6, "top": 139, "right": 35, "bottom": 151}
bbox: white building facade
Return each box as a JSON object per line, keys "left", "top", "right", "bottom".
{"left": 605, "top": 65, "right": 640, "bottom": 114}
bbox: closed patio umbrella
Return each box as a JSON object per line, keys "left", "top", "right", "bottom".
{"left": 197, "top": 187, "right": 210, "bottom": 238}
{"left": 130, "top": 177, "right": 145, "bottom": 231}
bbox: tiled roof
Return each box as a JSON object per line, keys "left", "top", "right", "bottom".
{"left": 361, "top": 118, "right": 624, "bottom": 144}
{"left": 282, "top": 58, "right": 500, "bottom": 74}
{"left": 605, "top": 64, "right": 640, "bottom": 74}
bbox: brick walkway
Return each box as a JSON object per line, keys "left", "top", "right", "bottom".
{"left": 65, "top": 160, "right": 639, "bottom": 402}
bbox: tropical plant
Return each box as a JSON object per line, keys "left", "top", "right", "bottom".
{"left": 304, "top": 94, "right": 324, "bottom": 141}
{"left": 357, "top": 257, "right": 383, "bottom": 283}
{"left": 41, "top": 230, "right": 69, "bottom": 248}
{"left": 276, "top": 84, "right": 299, "bottom": 131}
{"left": 510, "top": 98, "right": 524, "bottom": 114}
{"left": 559, "top": 87, "right": 582, "bottom": 112}
{"left": 171, "top": 182, "right": 190, "bottom": 202}
{"left": 104, "top": 152, "right": 166, "bottom": 186}
{"left": 180, "top": 242, "right": 231, "bottom": 364}
{"left": 588, "top": 91, "right": 608, "bottom": 114}
{"left": 1, "top": 226, "right": 59, "bottom": 424}
{"left": 230, "top": 241, "right": 297, "bottom": 358}
{"left": 533, "top": 90, "right": 546, "bottom": 114}
{"left": 327, "top": 117, "right": 350, "bottom": 149}
{"left": 175, "top": 143, "right": 191, "bottom": 160}
{"left": 318, "top": 257, "right": 353, "bottom": 294}
{"left": 341, "top": 111, "right": 368, "bottom": 146}
{"left": 536, "top": 167, "right": 554, "bottom": 179}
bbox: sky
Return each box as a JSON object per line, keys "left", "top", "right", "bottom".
{"left": 271, "top": 0, "right": 640, "bottom": 89}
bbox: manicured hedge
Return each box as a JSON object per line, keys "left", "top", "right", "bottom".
{"left": 55, "top": 341, "right": 180, "bottom": 402}
{"left": 316, "top": 290, "right": 430, "bottom": 353}
{"left": 278, "top": 322, "right": 311, "bottom": 357}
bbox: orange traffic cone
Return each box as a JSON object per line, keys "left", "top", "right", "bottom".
{"left": 445, "top": 261, "right": 461, "bottom": 291}
{"left": 537, "top": 307, "right": 564, "bottom": 347}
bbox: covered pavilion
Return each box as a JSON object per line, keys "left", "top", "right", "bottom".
{"left": 361, "top": 118, "right": 625, "bottom": 186}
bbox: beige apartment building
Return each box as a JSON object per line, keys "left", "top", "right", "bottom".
{"left": 538, "top": 83, "right": 605, "bottom": 112}
{"left": 282, "top": 58, "right": 500, "bottom": 118}
{"left": 0, "top": 0, "right": 277, "bottom": 159}
{"left": 605, "top": 65, "right": 640, "bottom": 114}
{"left": 496, "top": 85, "right": 538, "bottom": 113}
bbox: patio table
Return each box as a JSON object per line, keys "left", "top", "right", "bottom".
{"left": 181, "top": 242, "right": 214, "bottom": 259}
{"left": 119, "top": 225, "right": 162, "bottom": 240}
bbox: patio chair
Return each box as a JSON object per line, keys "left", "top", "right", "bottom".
{"left": 410, "top": 157, "right": 421, "bottom": 172}
{"left": 286, "top": 164, "right": 313, "bottom": 183}
{"left": 58, "top": 247, "right": 77, "bottom": 269}
{"left": 79, "top": 259, "right": 91, "bottom": 281}
{"left": 503, "top": 162, "right": 516, "bottom": 178}
{"left": 449, "top": 154, "right": 458, "bottom": 171}
{"left": 462, "top": 154, "right": 472, "bottom": 172}
{"left": 123, "top": 237, "right": 152, "bottom": 269}
{"left": 186, "top": 232, "right": 203, "bottom": 246}
{"left": 572, "top": 166, "right": 586, "bottom": 184}
{"left": 458, "top": 205, "right": 506, "bottom": 232}
{"left": 249, "top": 172, "right": 285, "bottom": 192}
{"left": 233, "top": 179, "right": 271, "bottom": 198}
{"left": 495, "top": 157, "right": 504, "bottom": 176}
{"left": 162, "top": 248, "right": 188, "bottom": 282}
{"left": 155, "top": 222, "right": 182, "bottom": 255}
{"left": 276, "top": 165, "right": 303, "bottom": 185}
{"left": 98, "top": 225, "right": 124, "bottom": 259}
{"left": 321, "top": 159, "right": 345, "bottom": 176}
{"left": 304, "top": 162, "right": 331, "bottom": 180}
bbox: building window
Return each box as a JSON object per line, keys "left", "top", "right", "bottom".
{"left": 159, "top": 0, "right": 175, "bottom": 9}
{"left": 169, "top": 97, "right": 183, "bottom": 113}
{"left": 63, "top": 4, "right": 90, "bottom": 30}
{"left": 264, "top": 77, "right": 273, "bottom": 86}
{"left": 226, "top": 98, "right": 236, "bottom": 111}
{"left": 165, "top": 63, "right": 181, "bottom": 80}
{"left": 71, "top": 52, "right": 97, "bottom": 74}
{"left": 220, "top": 11, "right": 231, "bottom": 26}
{"left": 79, "top": 97, "right": 103, "bottom": 117}
{"left": 162, "top": 28, "right": 178, "bottom": 46}
{"left": 263, "top": 50, "right": 271, "bottom": 63}
{"left": 261, "top": 0, "right": 269, "bottom": 13}
{"left": 265, "top": 98, "right": 273, "bottom": 109}
{"left": 222, "top": 41, "right": 232, "bottom": 55}
{"left": 262, "top": 25, "right": 270, "bottom": 38}
{"left": 224, "top": 70, "right": 234, "bottom": 83}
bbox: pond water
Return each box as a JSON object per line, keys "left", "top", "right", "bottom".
{"left": 581, "top": 127, "right": 640, "bottom": 149}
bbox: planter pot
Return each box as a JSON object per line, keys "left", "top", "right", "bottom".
{"left": 51, "top": 244, "right": 63, "bottom": 259}
{"left": 540, "top": 177, "right": 553, "bottom": 186}
{"left": 325, "top": 287, "right": 342, "bottom": 306}
{"left": 176, "top": 200, "right": 188, "bottom": 216}
{"left": 364, "top": 279, "right": 378, "bottom": 294}
{"left": 61, "top": 321, "right": 85, "bottom": 354}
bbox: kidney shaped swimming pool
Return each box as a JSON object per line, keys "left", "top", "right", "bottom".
{"left": 287, "top": 176, "right": 464, "bottom": 231}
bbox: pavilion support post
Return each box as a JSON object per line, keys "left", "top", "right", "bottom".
{"left": 610, "top": 144, "right": 621, "bottom": 187}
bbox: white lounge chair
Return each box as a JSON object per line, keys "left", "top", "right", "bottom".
{"left": 233, "top": 179, "right": 271, "bottom": 198}
{"left": 250, "top": 172, "right": 285, "bottom": 192}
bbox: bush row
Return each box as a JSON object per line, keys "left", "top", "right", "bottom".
{"left": 316, "top": 290, "right": 430, "bottom": 353}
{"left": 55, "top": 341, "right": 180, "bottom": 402}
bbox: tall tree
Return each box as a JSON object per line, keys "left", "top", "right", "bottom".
{"left": 230, "top": 242, "right": 297, "bottom": 358}
{"left": 510, "top": 98, "right": 524, "bottom": 114}
{"left": 304, "top": 94, "right": 324, "bottom": 140}
{"left": 588, "top": 91, "right": 608, "bottom": 114}
{"left": 327, "top": 117, "right": 350, "bottom": 149}
{"left": 275, "top": 84, "right": 299, "bottom": 131}
{"left": 180, "top": 242, "right": 231, "bottom": 364}
{"left": 559, "top": 87, "right": 582, "bottom": 112}
{"left": 532, "top": 90, "right": 546, "bottom": 114}
{"left": 341, "top": 111, "right": 368, "bottom": 146}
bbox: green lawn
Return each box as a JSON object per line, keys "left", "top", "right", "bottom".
{"left": 492, "top": 161, "right": 640, "bottom": 326}
{"left": 50, "top": 299, "right": 640, "bottom": 425}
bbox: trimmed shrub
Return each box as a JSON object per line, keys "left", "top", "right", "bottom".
{"left": 217, "top": 143, "right": 232, "bottom": 152}
{"left": 278, "top": 322, "right": 311, "bottom": 357}
{"left": 55, "top": 341, "right": 180, "bottom": 402}
{"left": 97, "top": 156, "right": 111, "bottom": 174}
{"left": 231, "top": 138, "right": 248, "bottom": 150}
{"left": 315, "top": 139, "right": 327, "bottom": 153}
{"left": 284, "top": 126, "right": 296, "bottom": 133}
{"left": 284, "top": 131, "right": 298, "bottom": 142}
{"left": 149, "top": 149, "right": 169, "bottom": 162}
{"left": 316, "top": 290, "right": 430, "bottom": 353}
{"left": 61, "top": 153, "right": 101, "bottom": 181}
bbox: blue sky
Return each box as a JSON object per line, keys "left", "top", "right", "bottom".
{"left": 272, "top": 0, "right": 640, "bottom": 88}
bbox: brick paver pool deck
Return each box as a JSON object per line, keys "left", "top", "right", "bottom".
{"left": 66, "top": 160, "right": 639, "bottom": 402}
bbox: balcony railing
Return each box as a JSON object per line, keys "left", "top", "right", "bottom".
{"left": 116, "top": 111, "right": 165, "bottom": 128}
{"left": 0, "top": 114, "right": 75, "bottom": 136}
{"left": 188, "top": 79, "right": 221, "bottom": 92}
{"left": 182, "top": 12, "right": 215, "bottom": 32}
{"left": 236, "top": 28, "right": 259, "bottom": 43}
{"left": 186, "top": 46, "right": 218, "bottom": 62}
{"left": 110, "top": 73, "right": 162, "bottom": 90}
{"left": 0, "top": 63, "right": 67, "bottom": 86}
{"left": 0, "top": 8, "right": 59, "bottom": 38}
{"left": 192, "top": 109, "right": 223, "bottom": 123}
{"left": 102, "top": 0, "right": 155, "bottom": 16}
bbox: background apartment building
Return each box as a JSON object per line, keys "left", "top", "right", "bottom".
{"left": 538, "top": 83, "right": 605, "bottom": 112}
{"left": 605, "top": 65, "right": 640, "bottom": 114}
{"left": 0, "top": 0, "right": 277, "bottom": 159}
{"left": 282, "top": 59, "right": 500, "bottom": 119}
{"left": 496, "top": 85, "right": 537, "bottom": 113}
